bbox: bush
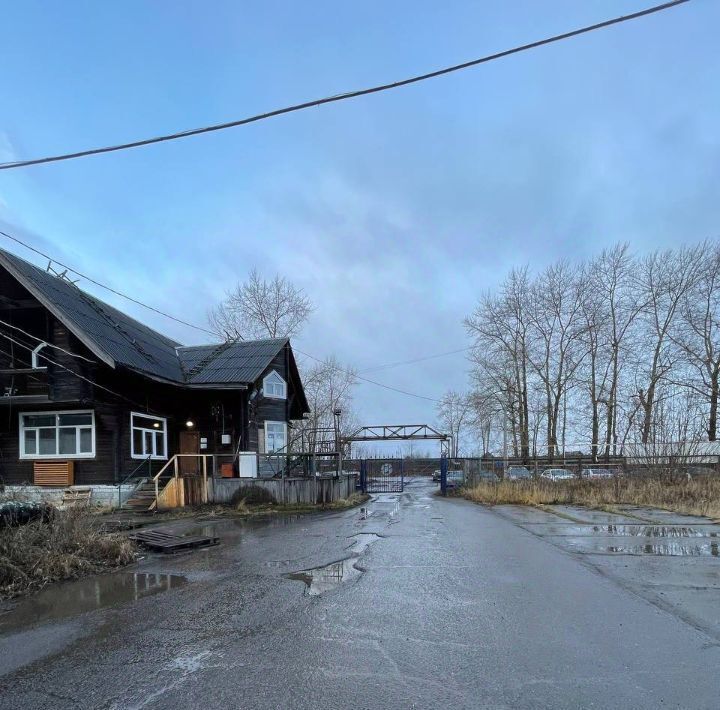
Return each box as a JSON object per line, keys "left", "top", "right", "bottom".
{"left": 229, "top": 485, "right": 277, "bottom": 507}
{"left": 463, "top": 476, "right": 720, "bottom": 519}
{"left": 0, "top": 508, "right": 135, "bottom": 599}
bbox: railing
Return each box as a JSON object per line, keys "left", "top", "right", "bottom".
{"left": 116, "top": 455, "right": 152, "bottom": 509}
{"left": 152, "top": 454, "right": 213, "bottom": 509}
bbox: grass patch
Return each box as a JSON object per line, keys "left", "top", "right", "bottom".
{"left": 461, "top": 477, "right": 720, "bottom": 521}
{"left": 0, "top": 508, "right": 136, "bottom": 599}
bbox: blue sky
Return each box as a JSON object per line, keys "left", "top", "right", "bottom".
{"left": 0, "top": 0, "right": 718, "bottom": 431}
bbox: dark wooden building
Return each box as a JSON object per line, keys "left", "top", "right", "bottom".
{"left": 0, "top": 248, "right": 309, "bottom": 487}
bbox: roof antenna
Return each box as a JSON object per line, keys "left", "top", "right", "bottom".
{"left": 46, "top": 261, "right": 79, "bottom": 285}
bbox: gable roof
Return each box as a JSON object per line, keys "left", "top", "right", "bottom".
{"left": 177, "top": 338, "right": 290, "bottom": 385}
{"left": 0, "top": 248, "right": 301, "bottom": 395}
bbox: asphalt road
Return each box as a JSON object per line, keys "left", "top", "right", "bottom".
{"left": 1, "top": 477, "right": 719, "bottom": 709}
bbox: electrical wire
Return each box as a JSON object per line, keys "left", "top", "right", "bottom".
{"left": 0, "top": 0, "right": 691, "bottom": 171}
{"left": 0, "top": 230, "right": 221, "bottom": 338}
{"left": 295, "top": 347, "right": 441, "bottom": 403}
{"left": 0, "top": 317, "right": 96, "bottom": 363}
{"left": 0, "top": 330, "right": 145, "bottom": 408}
{"left": 0, "top": 234, "right": 450, "bottom": 402}
{"left": 359, "top": 346, "right": 475, "bottom": 374}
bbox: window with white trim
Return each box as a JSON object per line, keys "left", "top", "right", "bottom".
{"left": 131, "top": 412, "right": 168, "bottom": 460}
{"left": 20, "top": 411, "right": 95, "bottom": 459}
{"left": 263, "top": 370, "right": 287, "bottom": 399}
{"left": 265, "top": 421, "right": 287, "bottom": 452}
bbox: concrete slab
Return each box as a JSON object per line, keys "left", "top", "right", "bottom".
{"left": 545, "top": 504, "right": 642, "bottom": 523}
{"left": 520, "top": 523, "right": 720, "bottom": 538}
{"left": 559, "top": 535, "right": 720, "bottom": 557}
{"left": 615, "top": 506, "right": 719, "bottom": 525}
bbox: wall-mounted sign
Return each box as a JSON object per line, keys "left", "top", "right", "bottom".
{"left": 200, "top": 437, "right": 208, "bottom": 450}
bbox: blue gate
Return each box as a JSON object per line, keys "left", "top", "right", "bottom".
{"left": 361, "top": 458, "right": 404, "bottom": 493}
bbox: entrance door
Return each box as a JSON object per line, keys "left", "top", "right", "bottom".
{"left": 179, "top": 431, "right": 200, "bottom": 475}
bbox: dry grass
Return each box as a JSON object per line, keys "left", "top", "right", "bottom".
{"left": 0, "top": 508, "right": 136, "bottom": 599}
{"left": 462, "top": 477, "right": 720, "bottom": 520}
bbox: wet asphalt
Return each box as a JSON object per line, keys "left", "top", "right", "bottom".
{"left": 1, "top": 477, "right": 720, "bottom": 709}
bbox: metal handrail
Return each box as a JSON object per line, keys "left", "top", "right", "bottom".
{"left": 116, "top": 455, "right": 152, "bottom": 508}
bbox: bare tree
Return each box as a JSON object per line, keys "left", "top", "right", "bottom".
{"left": 635, "top": 246, "right": 702, "bottom": 444}
{"left": 292, "top": 355, "right": 358, "bottom": 453}
{"left": 436, "top": 390, "right": 472, "bottom": 457}
{"left": 209, "top": 269, "right": 313, "bottom": 340}
{"left": 578, "top": 244, "right": 644, "bottom": 459}
{"left": 526, "top": 259, "right": 586, "bottom": 458}
{"left": 467, "top": 388, "right": 500, "bottom": 455}
{"left": 466, "top": 268, "right": 531, "bottom": 458}
{"left": 671, "top": 241, "right": 720, "bottom": 440}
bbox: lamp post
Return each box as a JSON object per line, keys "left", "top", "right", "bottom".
{"left": 333, "top": 408, "right": 342, "bottom": 477}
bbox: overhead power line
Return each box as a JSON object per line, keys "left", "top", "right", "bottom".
{"left": 0, "top": 233, "right": 447, "bottom": 402}
{"left": 359, "top": 346, "right": 475, "bottom": 374}
{"left": 0, "top": 230, "right": 220, "bottom": 338}
{"left": 0, "top": 0, "right": 691, "bottom": 171}
{"left": 0, "top": 316, "right": 96, "bottom": 363}
{"left": 0, "top": 330, "right": 143, "bottom": 408}
{"left": 295, "top": 347, "right": 441, "bottom": 403}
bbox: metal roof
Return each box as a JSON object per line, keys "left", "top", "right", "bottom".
{"left": 0, "top": 248, "right": 290, "bottom": 388}
{"left": 177, "top": 338, "right": 289, "bottom": 385}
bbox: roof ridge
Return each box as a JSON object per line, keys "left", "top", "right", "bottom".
{"left": 184, "top": 340, "right": 237, "bottom": 379}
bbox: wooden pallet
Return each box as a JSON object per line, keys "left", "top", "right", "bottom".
{"left": 128, "top": 527, "right": 219, "bottom": 554}
{"left": 62, "top": 487, "right": 92, "bottom": 507}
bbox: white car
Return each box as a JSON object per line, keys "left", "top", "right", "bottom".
{"left": 541, "top": 468, "right": 575, "bottom": 481}
{"left": 583, "top": 468, "right": 614, "bottom": 479}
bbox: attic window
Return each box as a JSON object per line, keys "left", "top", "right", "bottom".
{"left": 263, "top": 371, "right": 286, "bottom": 399}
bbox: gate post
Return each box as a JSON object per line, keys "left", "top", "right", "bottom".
{"left": 440, "top": 454, "right": 448, "bottom": 497}
{"left": 360, "top": 459, "right": 367, "bottom": 494}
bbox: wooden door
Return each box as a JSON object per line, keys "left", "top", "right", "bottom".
{"left": 179, "top": 431, "right": 200, "bottom": 475}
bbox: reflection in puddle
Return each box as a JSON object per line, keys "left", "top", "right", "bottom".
{"left": 286, "top": 533, "right": 379, "bottom": 596}
{"left": 594, "top": 525, "right": 717, "bottom": 538}
{"left": 287, "top": 558, "right": 361, "bottom": 596}
{"left": 604, "top": 542, "right": 720, "bottom": 557}
{"left": 0, "top": 572, "right": 187, "bottom": 634}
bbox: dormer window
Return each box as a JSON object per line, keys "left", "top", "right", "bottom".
{"left": 263, "top": 370, "right": 286, "bottom": 399}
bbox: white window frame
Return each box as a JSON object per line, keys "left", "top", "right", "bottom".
{"left": 130, "top": 412, "right": 168, "bottom": 460}
{"left": 264, "top": 421, "right": 288, "bottom": 453}
{"left": 263, "top": 370, "right": 287, "bottom": 400}
{"left": 19, "top": 409, "right": 96, "bottom": 460}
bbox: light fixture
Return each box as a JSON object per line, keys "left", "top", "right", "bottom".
{"left": 185, "top": 419, "right": 194, "bottom": 428}
{"left": 153, "top": 422, "right": 161, "bottom": 429}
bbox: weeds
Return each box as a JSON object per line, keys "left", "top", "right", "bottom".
{"left": 462, "top": 477, "right": 720, "bottom": 520}
{"left": 0, "top": 508, "right": 135, "bottom": 599}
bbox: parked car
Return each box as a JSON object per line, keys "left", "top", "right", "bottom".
{"left": 476, "top": 470, "right": 499, "bottom": 484}
{"left": 505, "top": 466, "right": 532, "bottom": 481}
{"left": 687, "top": 466, "right": 717, "bottom": 479}
{"left": 541, "top": 468, "right": 575, "bottom": 481}
{"left": 445, "top": 470, "right": 466, "bottom": 489}
{"left": 583, "top": 468, "right": 614, "bottom": 479}
{"left": 432, "top": 469, "right": 465, "bottom": 484}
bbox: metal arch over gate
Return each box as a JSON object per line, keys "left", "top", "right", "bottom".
{"left": 343, "top": 425, "right": 451, "bottom": 495}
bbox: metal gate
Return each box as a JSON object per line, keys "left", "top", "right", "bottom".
{"left": 362, "top": 459, "right": 404, "bottom": 493}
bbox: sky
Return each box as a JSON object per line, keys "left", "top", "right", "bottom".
{"left": 0, "top": 0, "right": 718, "bottom": 439}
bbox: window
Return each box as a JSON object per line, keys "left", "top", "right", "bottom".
{"left": 131, "top": 412, "right": 167, "bottom": 460}
{"left": 265, "top": 421, "right": 287, "bottom": 452}
{"left": 20, "top": 410, "right": 95, "bottom": 459}
{"left": 263, "top": 370, "right": 287, "bottom": 399}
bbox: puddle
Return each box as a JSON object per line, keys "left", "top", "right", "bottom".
{"left": 562, "top": 536, "right": 720, "bottom": 557}
{"left": 0, "top": 572, "right": 187, "bottom": 634}
{"left": 285, "top": 533, "right": 380, "bottom": 596}
{"left": 596, "top": 525, "right": 718, "bottom": 538}
{"left": 604, "top": 542, "right": 720, "bottom": 557}
{"left": 545, "top": 525, "right": 720, "bottom": 538}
